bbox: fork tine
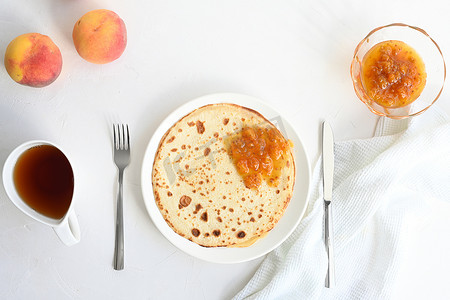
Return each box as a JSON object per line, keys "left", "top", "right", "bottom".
{"left": 126, "top": 125, "right": 130, "bottom": 150}
{"left": 113, "top": 124, "right": 117, "bottom": 150}
{"left": 118, "top": 124, "right": 121, "bottom": 149}
{"left": 120, "top": 124, "right": 124, "bottom": 150}
{"left": 117, "top": 124, "right": 121, "bottom": 150}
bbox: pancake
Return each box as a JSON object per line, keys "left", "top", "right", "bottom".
{"left": 152, "top": 103, "right": 295, "bottom": 247}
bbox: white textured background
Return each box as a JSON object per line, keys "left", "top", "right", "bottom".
{"left": 0, "top": 0, "right": 449, "bottom": 299}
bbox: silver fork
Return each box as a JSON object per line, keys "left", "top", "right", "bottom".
{"left": 112, "top": 124, "right": 130, "bottom": 270}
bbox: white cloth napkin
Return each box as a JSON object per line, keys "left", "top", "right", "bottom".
{"left": 234, "top": 107, "right": 450, "bottom": 300}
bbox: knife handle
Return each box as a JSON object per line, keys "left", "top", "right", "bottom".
{"left": 324, "top": 200, "right": 335, "bottom": 288}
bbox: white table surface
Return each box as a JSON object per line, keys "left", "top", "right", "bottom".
{"left": 1, "top": 1, "right": 449, "bottom": 299}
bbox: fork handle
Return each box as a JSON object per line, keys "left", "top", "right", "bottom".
{"left": 114, "top": 169, "right": 124, "bottom": 270}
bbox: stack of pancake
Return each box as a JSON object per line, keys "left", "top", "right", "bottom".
{"left": 152, "top": 103, "right": 295, "bottom": 247}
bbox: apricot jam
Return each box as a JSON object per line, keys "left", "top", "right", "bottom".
{"left": 228, "top": 126, "right": 291, "bottom": 189}
{"left": 361, "top": 40, "right": 426, "bottom": 108}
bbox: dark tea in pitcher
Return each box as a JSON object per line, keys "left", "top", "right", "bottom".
{"left": 13, "top": 145, "right": 74, "bottom": 219}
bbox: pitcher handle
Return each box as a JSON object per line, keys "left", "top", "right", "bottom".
{"left": 54, "top": 210, "right": 81, "bottom": 246}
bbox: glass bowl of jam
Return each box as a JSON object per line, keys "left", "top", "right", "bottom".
{"left": 351, "top": 23, "right": 446, "bottom": 119}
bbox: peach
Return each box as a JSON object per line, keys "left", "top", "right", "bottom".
{"left": 72, "top": 9, "right": 127, "bottom": 64}
{"left": 4, "top": 33, "right": 63, "bottom": 87}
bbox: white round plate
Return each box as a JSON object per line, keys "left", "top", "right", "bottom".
{"left": 141, "top": 93, "right": 311, "bottom": 263}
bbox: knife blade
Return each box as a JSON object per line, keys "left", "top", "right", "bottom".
{"left": 322, "top": 121, "right": 335, "bottom": 288}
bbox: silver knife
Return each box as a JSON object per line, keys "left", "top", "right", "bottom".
{"left": 322, "top": 121, "right": 335, "bottom": 288}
